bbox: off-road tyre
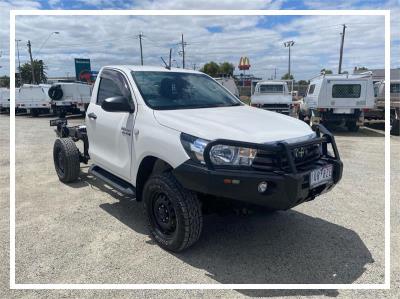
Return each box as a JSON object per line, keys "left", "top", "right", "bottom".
{"left": 346, "top": 121, "right": 359, "bottom": 132}
{"left": 53, "top": 138, "right": 80, "bottom": 183}
{"left": 143, "top": 172, "right": 202, "bottom": 252}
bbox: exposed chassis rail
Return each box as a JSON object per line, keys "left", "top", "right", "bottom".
{"left": 50, "top": 118, "right": 90, "bottom": 163}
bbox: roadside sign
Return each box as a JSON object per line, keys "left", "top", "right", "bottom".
{"left": 74, "top": 58, "right": 91, "bottom": 82}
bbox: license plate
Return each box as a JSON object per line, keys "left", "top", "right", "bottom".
{"left": 310, "top": 165, "right": 333, "bottom": 188}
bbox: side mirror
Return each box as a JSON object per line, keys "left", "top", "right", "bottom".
{"left": 101, "top": 96, "right": 134, "bottom": 113}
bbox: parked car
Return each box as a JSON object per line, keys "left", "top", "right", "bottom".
{"left": 50, "top": 66, "right": 343, "bottom": 252}
{"left": 251, "top": 80, "right": 293, "bottom": 115}
{"left": 17, "top": 84, "right": 52, "bottom": 116}
{"left": 48, "top": 82, "right": 92, "bottom": 117}
{"left": 300, "top": 73, "right": 375, "bottom": 131}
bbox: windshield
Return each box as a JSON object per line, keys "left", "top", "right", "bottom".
{"left": 131, "top": 71, "right": 242, "bottom": 110}
{"left": 259, "top": 84, "right": 284, "bottom": 94}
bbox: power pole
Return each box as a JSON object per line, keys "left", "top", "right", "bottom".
{"left": 16, "top": 39, "right": 22, "bottom": 86}
{"left": 169, "top": 48, "right": 172, "bottom": 68}
{"left": 138, "top": 32, "right": 144, "bottom": 66}
{"left": 274, "top": 68, "right": 277, "bottom": 80}
{"left": 338, "top": 24, "right": 347, "bottom": 74}
{"left": 283, "top": 41, "right": 295, "bottom": 79}
{"left": 181, "top": 34, "right": 186, "bottom": 69}
{"left": 27, "top": 40, "right": 36, "bottom": 84}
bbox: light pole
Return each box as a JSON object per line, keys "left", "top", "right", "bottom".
{"left": 34, "top": 31, "right": 59, "bottom": 83}
{"left": 15, "top": 39, "right": 22, "bottom": 85}
{"left": 283, "top": 40, "right": 295, "bottom": 79}
{"left": 37, "top": 31, "right": 60, "bottom": 55}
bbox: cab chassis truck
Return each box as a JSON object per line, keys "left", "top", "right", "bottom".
{"left": 50, "top": 65, "right": 343, "bottom": 252}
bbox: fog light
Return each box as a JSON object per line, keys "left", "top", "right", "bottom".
{"left": 258, "top": 181, "right": 268, "bottom": 193}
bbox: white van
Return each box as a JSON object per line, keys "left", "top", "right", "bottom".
{"left": 300, "top": 73, "right": 375, "bottom": 131}
{"left": 251, "top": 80, "right": 293, "bottom": 115}
{"left": 17, "top": 84, "right": 52, "bottom": 116}
{"left": 48, "top": 82, "right": 92, "bottom": 117}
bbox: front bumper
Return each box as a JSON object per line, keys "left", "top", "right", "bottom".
{"left": 173, "top": 124, "right": 343, "bottom": 210}
{"left": 173, "top": 158, "right": 342, "bottom": 210}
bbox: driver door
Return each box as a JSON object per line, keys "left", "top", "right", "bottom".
{"left": 86, "top": 69, "right": 135, "bottom": 181}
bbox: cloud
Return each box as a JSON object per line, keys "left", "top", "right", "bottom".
{"left": 8, "top": 13, "right": 388, "bottom": 80}
{"left": 133, "top": 0, "right": 283, "bottom": 10}
{"left": 0, "top": 0, "right": 398, "bottom": 81}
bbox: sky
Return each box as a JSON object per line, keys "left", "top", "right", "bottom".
{"left": 0, "top": 0, "right": 399, "bottom": 80}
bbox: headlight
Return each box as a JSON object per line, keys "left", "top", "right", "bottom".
{"left": 210, "top": 145, "right": 257, "bottom": 166}
{"left": 180, "top": 133, "right": 257, "bottom": 167}
{"left": 180, "top": 133, "right": 209, "bottom": 164}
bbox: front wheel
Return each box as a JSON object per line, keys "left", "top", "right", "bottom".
{"left": 143, "top": 173, "right": 203, "bottom": 252}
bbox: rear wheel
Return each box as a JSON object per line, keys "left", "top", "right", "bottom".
{"left": 53, "top": 138, "right": 80, "bottom": 183}
{"left": 58, "top": 109, "right": 66, "bottom": 118}
{"left": 390, "top": 114, "right": 400, "bottom": 136}
{"left": 346, "top": 120, "right": 359, "bottom": 132}
{"left": 30, "top": 109, "right": 39, "bottom": 117}
{"left": 143, "top": 172, "right": 202, "bottom": 252}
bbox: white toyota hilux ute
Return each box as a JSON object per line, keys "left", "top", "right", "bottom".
{"left": 51, "top": 65, "right": 343, "bottom": 252}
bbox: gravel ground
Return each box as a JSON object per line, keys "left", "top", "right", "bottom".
{"left": 0, "top": 114, "right": 399, "bottom": 298}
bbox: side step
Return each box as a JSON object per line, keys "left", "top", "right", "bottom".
{"left": 89, "top": 165, "right": 136, "bottom": 197}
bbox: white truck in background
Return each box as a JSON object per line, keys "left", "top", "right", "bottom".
{"left": 48, "top": 82, "right": 92, "bottom": 117}
{"left": 215, "top": 77, "right": 240, "bottom": 98}
{"left": 250, "top": 80, "right": 294, "bottom": 115}
{"left": 0, "top": 88, "right": 10, "bottom": 113}
{"left": 300, "top": 73, "right": 375, "bottom": 131}
{"left": 17, "top": 84, "right": 52, "bottom": 116}
{"left": 364, "top": 80, "right": 400, "bottom": 135}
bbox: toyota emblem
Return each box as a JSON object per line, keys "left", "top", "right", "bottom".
{"left": 294, "top": 147, "right": 306, "bottom": 159}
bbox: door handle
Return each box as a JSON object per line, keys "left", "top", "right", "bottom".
{"left": 88, "top": 112, "right": 97, "bottom": 119}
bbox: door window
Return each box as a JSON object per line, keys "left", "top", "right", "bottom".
{"left": 97, "top": 70, "right": 132, "bottom": 105}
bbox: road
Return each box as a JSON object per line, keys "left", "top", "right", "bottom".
{"left": 0, "top": 114, "right": 399, "bottom": 298}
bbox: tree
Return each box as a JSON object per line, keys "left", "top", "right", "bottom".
{"left": 200, "top": 61, "right": 235, "bottom": 77}
{"left": 0, "top": 75, "right": 10, "bottom": 88}
{"left": 20, "top": 59, "right": 47, "bottom": 84}
{"left": 354, "top": 66, "right": 368, "bottom": 72}
{"left": 297, "top": 80, "right": 309, "bottom": 86}
{"left": 281, "top": 73, "right": 294, "bottom": 80}
{"left": 219, "top": 62, "right": 235, "bottom": 76}
{"left": 320, "top": 68, "right": 333, "bottom": 74}
{"left": 200, "top": 61, "right": 220, "bottom": 77}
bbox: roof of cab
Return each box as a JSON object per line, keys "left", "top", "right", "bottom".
{"left": 101, "top": 65, "right": 202, "bottom": 74}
